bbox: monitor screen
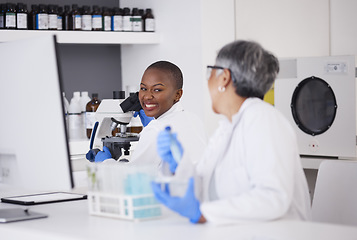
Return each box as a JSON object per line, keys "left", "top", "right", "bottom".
{"left": 0, "top": 35, "right": 73, "bottom": 191}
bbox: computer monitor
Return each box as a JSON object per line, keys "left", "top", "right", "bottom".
{"left": 0, "top": 35, "right": 73, "bottom": 191}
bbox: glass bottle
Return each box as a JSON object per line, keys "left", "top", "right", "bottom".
{"left": 111, "top": 7, "right": 123, "bottom": 31}
{"left": 62, "top": 5, "right": 70, "bottom": 30}
{"left": 47, "top": 4, "right": 57, "bottom": 30}
{"left": 131, "top": 8, "right": 142, "bottom": 32}
{"left": 69, "top": 4, "right": 81, "bottom": 30}
{"left": 81, "top": 5, "right": 91, "bottom": 31}
{"left": 122, "top": 7, "right": 132, "bottom": 31}
{"left": 91, "top": 5, "right": 102, "bottom": 31}
{"left": 144, "top": 8, "right": 155, "bottom": 32}
{"left": 86, "top": 93, "right": 101, "bottom": 139}
{"left": 102, "top": 7, "right": 111, "bottom": 31}
{"left": 0, "top": 4, "right": 5, "bottom": 29}
{"left": 27, "top": 4, "right": 38, "bottom": 30}
{"left": 16, "top": 3, "right": 27, "bottom": 30}
{"left": 57, "top": 6, "right": 63, "bottom": 30}
{"left": 36, "top": 4, "right": 48, "bottom": 30}
{"left": 5, "top": 3, "right": 16, "bottom": 29}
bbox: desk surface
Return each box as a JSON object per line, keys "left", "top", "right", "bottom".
{"left": 1, "top": 187, "right": 357, "bottom": 240}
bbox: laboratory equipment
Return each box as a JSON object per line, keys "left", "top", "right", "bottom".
{"left": 155, "top": 126, "right": 187, "bottom": 197}
{"left": 87, "top": 162, "right": 162, "bottom": 221}
{"left": 275, "top": 56, "right": 356, "bottom": 159}
{"left": 0, "top": 35, "right": 73, "bottom": 191}
{"left": 91, "top": 92, "right": 142, "bottom": 161}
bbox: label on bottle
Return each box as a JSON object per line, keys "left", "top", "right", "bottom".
{"left": 36, "top": 13, "right": 48, "bottom": 29}
{"left": 131, "top": 16, "right": 142, "bottom": 32}
{"left": 5, "top": 13, "right": 16, "bottom": 28}
{"left": 57, "top": 16, "right": 62, "bottom": 30}
{"left": 74, "top": 15, "right": 81, "bottom": 29}
{"left": 112, "top": 15, "right": 123, "bottom": 31}
{"left": 68, "top": 113, "right": 83, "bottom": 140}
{"left": 16, "top": 13, "right": 27, "bottom": 29}
{"left": 85, "top": 112, "right": 96, "bottom": 129}
{"left": 92, "top": 15, "right": 102, "bottom": 29}
{"left": 48, "top": 14, "right": 57, "bottom": 29}
{"left": 82, "top": 15, "right": 91, "bottom": 31}
{"left": 0, "top": 14, "right": 4, "bottom": 28}
{"left": 123, "top": 15, "right": 132, "bottom": 31}
{"left": 103, "top": 15, "right": 111, "bottom": 31}
{"left": 145, "top": 18, "right": 155, "bottom": 32}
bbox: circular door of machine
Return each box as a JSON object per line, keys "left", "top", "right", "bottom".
{"left": 291, "top": 76, "right": 337, "bottom": 136}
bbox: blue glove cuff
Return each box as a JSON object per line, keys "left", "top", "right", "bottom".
{"left": 189, "top": 207, "right": 202, "bottom": 223}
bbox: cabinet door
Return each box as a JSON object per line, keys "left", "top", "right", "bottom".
{"left": 235, "top": 0, "right": 330, "bottom": 58}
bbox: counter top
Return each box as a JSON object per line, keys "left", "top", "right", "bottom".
{"left": 1, "top": 187, "right": 357, "bottom": 240}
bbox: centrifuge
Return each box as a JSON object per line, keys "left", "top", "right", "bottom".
{"left": 275, "top": 56, "right": 356, "bottom": 159}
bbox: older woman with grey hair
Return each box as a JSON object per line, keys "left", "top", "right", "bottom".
{"left": 152, "top": 40, "right": 312, "bottom": 225}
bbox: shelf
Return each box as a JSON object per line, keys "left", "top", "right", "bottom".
{"left": 0, "top": 29, "right": 161, "bottom": 44}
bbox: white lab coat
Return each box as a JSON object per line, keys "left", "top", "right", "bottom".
{"left": 130, "top": 102, "right": 207, "bottom": 177}
{"left": 196, "top": 98, "right": 311, "bottom": 225}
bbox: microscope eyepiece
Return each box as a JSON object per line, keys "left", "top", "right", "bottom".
{"left": 120, "top": 92, "right": 142, "bottom": 113}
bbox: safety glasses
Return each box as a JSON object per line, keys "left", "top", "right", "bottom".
{"left": 206, "top": 65, "right": 225, "bottom": 81}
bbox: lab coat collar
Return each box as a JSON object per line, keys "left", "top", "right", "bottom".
{"left": 155, "top": 101, "right": 184, "bottom": 120}
{"left": 230, "top": 97, "right": 259, "bottom": 126}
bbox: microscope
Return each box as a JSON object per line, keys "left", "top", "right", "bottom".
{"left": 90, "top": 92, "right": 142, "bottom": 161}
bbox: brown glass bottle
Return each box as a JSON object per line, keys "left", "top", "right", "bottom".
{"left": 144, "top": 8, "right": 155, "bottom": 32}
{"left": 27, "top": 5, "right": 38, "bottom": 30}
{"left": 16, "top": 3, "right": 28, "bottom": 29}
{"left": 36, "top": 4, "right": 48, "bottom": 30}
{"left": 62, "top": 5, "right": 70, "bottom": 30}
{"left": 122, "top": 7, "right": 131, "bottom": 31}
{"left": 5, "top": 3, "right": 16, "bottom": 29}
{"left": 47, "top": 4, "right": 57, "bottom": 30}
{"left": 86, "top": 93, "right": 101, "bottom": 139}
{"left": 102, "top": 7, "right": 111, "bottom": 31}
{"left": 131, "top": 8, "right": 142, "bottom": 32}
{"left": 0, "top": 4, "right": 6, "bottom": 29}
{"left": 69, "top": 4, "right": 81, "bottom": 30}
{"left": 91, "top": 5, "right": 102, "bottom": 31}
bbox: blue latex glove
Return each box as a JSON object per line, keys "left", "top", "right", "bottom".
{"left": 157, "top": 128, "right": 183, "bottom": 174}
{"left": 86, "top": 149, "right": 100, "bottom": 162}
{"left": 151, "top": 177, "right": 201, "bottom": 223}
{"left": 94, "top": 146, "right": 112, "bottom": 162}
{"left": 133, "top": 109, "right": 154, "bottom": 127}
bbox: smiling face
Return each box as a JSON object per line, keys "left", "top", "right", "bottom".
{"left": 139, "top": 68, "right": 183, "bottom": 119}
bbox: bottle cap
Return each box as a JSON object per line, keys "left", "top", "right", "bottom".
{"left": 92, "top": 93, "right": 98, "bottom": 98}
{"left": 73, "top": 91, "right": 80, "bottom": 98}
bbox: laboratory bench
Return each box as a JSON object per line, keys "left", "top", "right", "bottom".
{"left": 0, "top": 184, "right": 357, "bottom": 240}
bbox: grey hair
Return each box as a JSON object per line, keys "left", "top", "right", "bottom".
{"left": 215, "top": 40, "right": 279, "bottom": 98}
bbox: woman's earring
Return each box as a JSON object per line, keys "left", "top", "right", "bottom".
{"left": 218, "top": 86, "right": 226, "bottom": 92}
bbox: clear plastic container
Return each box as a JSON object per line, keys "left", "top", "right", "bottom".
{"left": 86, "top": 163, "right": 162, "bottom": 221}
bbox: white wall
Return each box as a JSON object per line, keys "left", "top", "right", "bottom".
{"left": 234, "top": 0, "right": 330, "bottom": 58}
{"left": 330, "top": 0, "right": 357, "bottom": 130}
{"left": 120, "top": 0, "right": 204, "bottom": 117}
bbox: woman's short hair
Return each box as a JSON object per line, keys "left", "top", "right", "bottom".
{"left": 215, "top": 40, "right": 279, "bottom": 98}
{"left": 147, "top": 61, "right": 183, "bottom": 90}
